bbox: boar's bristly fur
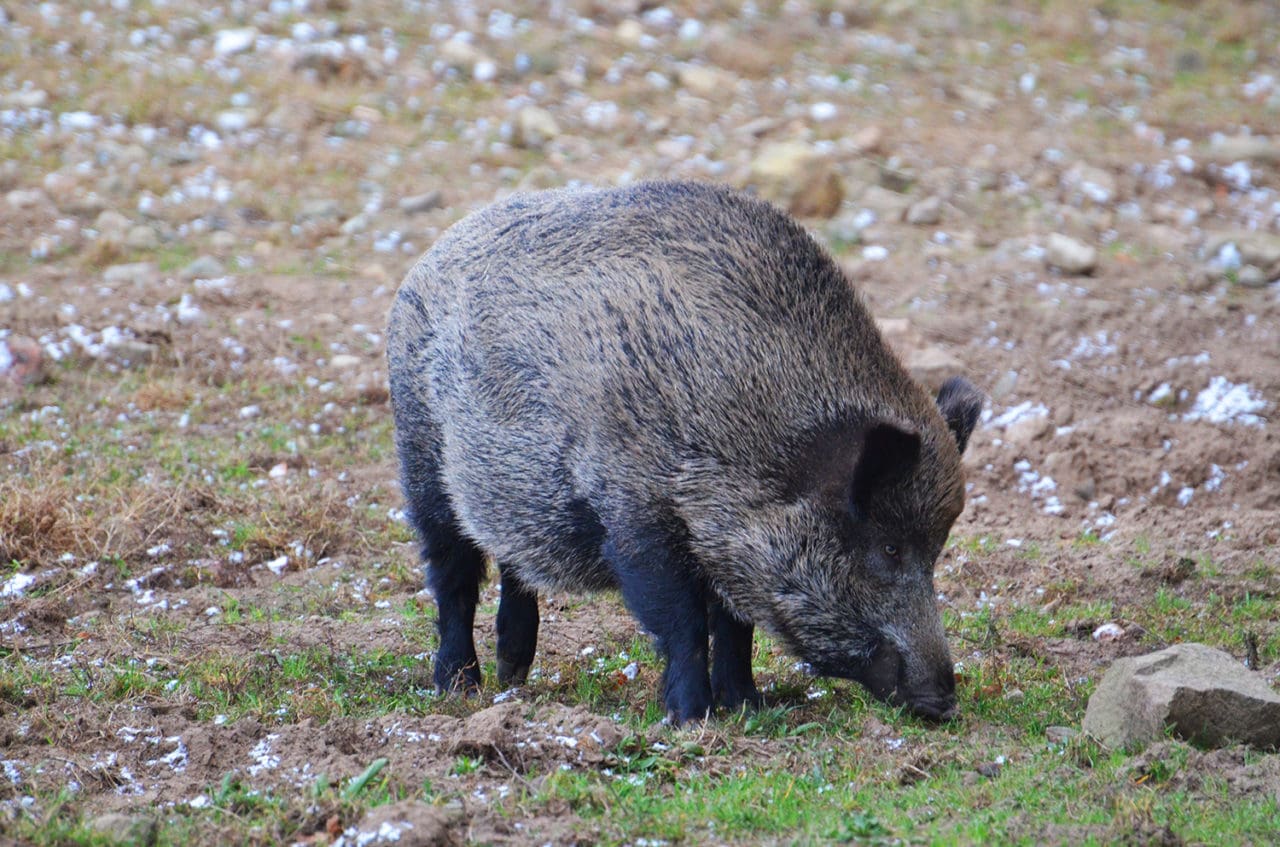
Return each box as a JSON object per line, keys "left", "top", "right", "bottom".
{"left": 387, "top": 180, "right": 983, "bottom": 724}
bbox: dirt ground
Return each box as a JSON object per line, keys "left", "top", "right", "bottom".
{"left": 2, "top": 1, "right": 1279, "bottom": 844}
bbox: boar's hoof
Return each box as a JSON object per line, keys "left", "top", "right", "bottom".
{"left": 713, "top": 678, "right": 763, "bottom": 713}
{"left": 434, "top": 660, "right": 482, "bottom": 696}
{"left": 496, "top": 657, "right": 532, "bottom": 688}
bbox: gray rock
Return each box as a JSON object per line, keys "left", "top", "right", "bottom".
{"left": 905, "top": 195, "right": 943, "bottom": 226}
{"left": 86, "top": 812, "right": 157, "bottom": 846}
{"left": 1044, "top": 233, "right": 1097, "bottom": 275}
{"left": 398, "top": 190, "right": 444, "bottom": 215}
{"left": 1082, "top": 643, "right": 1280, "bottom": 751}
{"left": 180, "top": 255, "right": 225, "bottom": 281}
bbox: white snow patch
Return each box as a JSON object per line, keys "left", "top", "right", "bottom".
{"left": 1184, "top": 377, "right": 1267, "bottom": 427}
{"left": 1, "top": 572, "right": 37, "bottom": 598}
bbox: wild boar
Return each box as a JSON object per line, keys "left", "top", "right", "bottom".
{"left": 387, "top": 180, "right": 982, "bottom": 723}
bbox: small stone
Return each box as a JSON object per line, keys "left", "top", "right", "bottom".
{"left": 1083, "top": 643, "right": 1280, "bottom": 750}
{"left": 858, "top": 185, "right": 912, "bottom": 220}
{"left": 215, "top": 109, "right": 257, "bottom": 133}
{"left": 676, "top": 64, "right": 735, "bottom": 98}
{"left": 1091, "top": 622, "right": 1125, "bottom": 642}
{"left": 1045, "top": 726, "right": 1079, "bottom": 744}
{"left": 440, "top": 36, "right": 496, "bottom": 79}
{"left": 905, "top": 195, "right": 943, "bottom": 226}
{"left": 957, "top": 85, "right": 999, "bottom": 112}
{"left": 214, "top": 28, "right": 258, "bottom": 56}
{"left": 180, "top": 255, "right": 225, "bottom": 281}
{"left": 615, "top": 19, "right": 644, "bottom": 47}
{"left": 86, "top": 813, "right": 157, "bottom": 846}
{"left": 3, "top": 88, "right": 47, "bottom": 108}
{"left": 296, "top": 198, "right": 344, "bottom": 223}
{"left": 1061, "top": 162, "right": 1117, "bottom": 205}
{"left": 905, "top": 346, "right": 963, "bottom": 392}
{"left": 265, "top": 101, "right": 316, "bottom": 132}
{"left": 94, "top": 209, "right": 132, "bottom": 238}
{"left": 512, "top": 106, "right": 560, "bottom": 150}
{"left": 1236, "top": 265, "right": 1269, "bottom": 288}
{"left": 398, "top": 191, "right": 444, "bottom": 215}
{"left": 209, "top": 231, "right": 237, "bottom": 252}
{"left": 850, "top": 124, "right": 885, "bottom": 154}
{"left": 107, "top": 339, "right": 159, "bottom": 367}
{"left": 329, "top": 354, "right": 361, "bottom": 370}
{"left": 1, "top": 336, "right": 44, "bottom": 386}
{"left": 340, "top": 212, "right": 372, "bottom": 235}
{"left": 748, "top": 142, "right": 844, "bottom": 219}
{"left": 1044, "top": 233, "right": 1098, "bottom": 275}
{"left": 1207, "top": 134, "right": 1280, "bottom": 164}
{"left": 103, "top": 262, "right": 159, "bottom": 287}
{"left": 125, "top": 224, "right": 161, "bottom": 251}
{"left": 6, "top": 188, "right": 48, "bottom": 210}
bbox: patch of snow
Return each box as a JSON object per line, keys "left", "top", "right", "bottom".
{"left": 1184, "top": 377, "right": 1267, "bottom": 427}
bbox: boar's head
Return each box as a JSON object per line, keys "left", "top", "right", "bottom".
{"left": 684, "top": 377, "right": 983, "bottom": 721}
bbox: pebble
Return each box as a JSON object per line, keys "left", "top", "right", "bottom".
{"left": 86, "top": 813, "right": 157, "bottom": 846}
{"left": 905, "top": 195, "right": 943, "bottom": 226}
{"left": 1207, "top": 133, "right": 1280, "bottom": 164}
{"left": 512, "top": 106, "right": 561, "bottom": 150}
{"left": 6, "top": 188, "right": 48, "bottom": 210}
{"left": 1045, "top": 726, "right": 1079, "bottom": 744}
{"left": 103, "top": 262, "right": 160, "bottom": 287}
{"left": 214, "top": 28, "right": 258, "bottom": 56}
{"left": 94, "top": 209, "right": 131, "bottom": 238}
{"left": 1044, "top": 233, "right": 1098, "bottom": 275}
{"left": 1, "top": 336, "right": 45, "bottom": 386}
{"left": 329, "top": 354, "right": 361, "bottom": 369}
{"left": 398, "top": 190, "right": 444, "bottom": 214}
{"left": 180, "top": 255, "right": 226, "bottom": 280}
{"left": 125, "top": 224, "right": 161, "bottom": 250}
{"left": 676, "top": 64, "right": 735, "bottom": 98}
{"left": 748, "top": 142, "right": 844, "bottom": 219}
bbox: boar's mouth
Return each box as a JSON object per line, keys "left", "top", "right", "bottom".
{"left": 813, "top": 638, "right": 957, "bottom": 722}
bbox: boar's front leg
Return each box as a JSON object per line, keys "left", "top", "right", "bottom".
{"left": 604, "top": 521, "right": 712, "bottom": 724}
{"left": 710, "top": 600, "right": 762, "bottom": 712}
{"left": 495, "top": 564, "right": 539, "bottom": 687}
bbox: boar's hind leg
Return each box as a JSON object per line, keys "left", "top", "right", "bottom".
{"left": 710, "top": 601, "right": 762, "bottom": 712}
{"left": 604, "top": 524, "right": 712, "bottom": 724}
{"left": 421, "top": 522, "right": 485, "bottom": 694}
{"left": 495, "top": 565, "right": 539, "bottom": 687}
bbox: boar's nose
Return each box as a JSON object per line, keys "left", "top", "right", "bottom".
{"left": 904, "top": 663, "right": 957, "bottom": 722}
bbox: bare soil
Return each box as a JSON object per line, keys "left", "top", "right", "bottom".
{"left": 2, "top": 1, "right": 1278, "bottom": 844}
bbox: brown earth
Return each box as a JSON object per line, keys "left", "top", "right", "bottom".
{"left": 2, "top": 0, "right": 1279, "bottom": 844}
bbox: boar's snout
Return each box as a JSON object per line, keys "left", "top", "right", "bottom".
{"left": 853, "top": 638, "right": 957, "bottom": 722}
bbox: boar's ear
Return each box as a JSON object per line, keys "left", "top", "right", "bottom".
{"left": 935, "top": 376, "right": 983, "bottom": 455}
{"left": 851, "top": 422, "right": 921, "bottom": 506}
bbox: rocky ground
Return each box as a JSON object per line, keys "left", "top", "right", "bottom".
{"left": 2, "top": 1, "right": 1279, "bottom": 844}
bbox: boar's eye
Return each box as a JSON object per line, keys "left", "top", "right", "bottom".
{"left": 883, "top": 543, "right": 900, "bottom": 559}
